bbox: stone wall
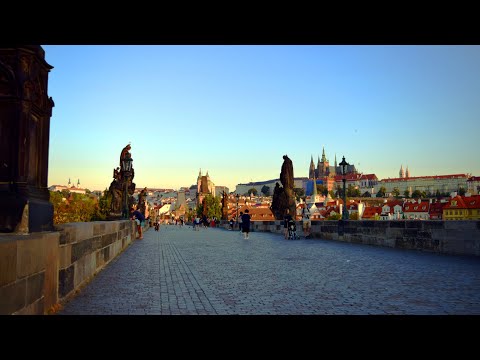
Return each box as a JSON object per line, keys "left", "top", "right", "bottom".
{"left": 0, "top": 220, "right": 136, "bottom": 315}
{"left": 226, "top": 220, "right": 480, "bottom": 256}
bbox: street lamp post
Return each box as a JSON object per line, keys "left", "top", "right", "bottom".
{"left": 121, "top": 155, "right": 133, "bottom": 219}
{"left": 339, "top": 156, "right": 349, "bottom": 220}
{"left": 236, "top": 193, "right": 240, "bottom": 229}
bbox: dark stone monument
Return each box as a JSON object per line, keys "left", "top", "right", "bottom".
{"left": 109, "top": 144, "right": 136, "bottom": 218}
{"left": 221, "top": 191, "right": 228, "bottom": 220}
{"left": 137, "top": 187, "right": 147, "bottom": 215}
{"left": 270, "top": 155, "right": 296, "bottom": 220}
{"left": 0, "top": 46, "right": 55, "bottom": 233}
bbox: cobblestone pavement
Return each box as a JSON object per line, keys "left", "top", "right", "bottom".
{"left": 58, "top": 225, "right": 480, "bottom": 315}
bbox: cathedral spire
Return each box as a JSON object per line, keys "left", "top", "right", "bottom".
{"left": 309, "top": 155, "right": 316, "bottom": 179}
{"left": 312, "top": 176, "right": 318, "bottom": 201}
{"left": 321, "top": 146, "right": 327, "bottom": 162}
{"left": 406, "top": 166, "right": 410, "bottom": 178}
{"left": 399, "top": 165, "right": 404, "bottom": 178}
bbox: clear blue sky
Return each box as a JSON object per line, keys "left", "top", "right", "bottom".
{"left": 43, "top": 45, "right": 480, "bottom": 192}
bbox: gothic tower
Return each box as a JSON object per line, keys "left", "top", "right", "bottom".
{"left": 309, "top": 155, "right": 316, "bottom": 179}
{"left": 399, "top": 165, "right": 404, "bottom": 178}
{"left": 0, "top": 46, "right": 55, "bottom": 232}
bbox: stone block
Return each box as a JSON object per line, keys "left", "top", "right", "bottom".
{"left": 422, "top": 221, "right": 444, "bottom": 230}
{"left": 0, "top": 279, "right": 26, "bottom": 315}
{"left": 359, "top": 220, "right": 374, "bottom": 228}
{"left": 43, "top": 232, "right": 59, "bottom": 310}
{"left": 71, "top": 237, "right": 93, "bottom": 263}
{"left": 101, "top": 232, "right": 117, "bottom": 248}
{"left": 58, "top": 244, "right": 72, "bottom": 269}
{"left": 93, "top": 222, "right": 106, "bottom": 236}
{"left": 74, "top": 255, "right": 87, "bottom": 289}
{"left": 26, "top": 272, "right": 45, "bottom": 305}
{"left": 373, "top": 221, "right": 390, "bottom": 229}
{"left": 58, "top": 264, "right": 74, "bottom": 299}
{"left": 405, "top": 221, "right": 423, "bottom": 229}
{"left": 17, "top": 235, "right": 46, "bottom": 278}
{"left": 96, "top": 249, "right": 105, "bottom": 268}
{"left": 58, "top": 224, "right": 77, "bottom": 245}
{"left": 0, "top": 238, "right": 17, "bottom": 287}
{"left": 389, "top": 220, "right": 405, "bottom": 228}
{"left": 103, "top": 246, "right": 110, "bottom": 263}
{"left": 14, "top": 298, "right": 44, "bottom": 315}
{"left": 444, "top": 220, "right": 477, "bottom": 230}
{"left": 74, "top": 223, "right": 94, "bottom": 242}
{"left": 83, "top": 252, "right": 96, "bottom": 280}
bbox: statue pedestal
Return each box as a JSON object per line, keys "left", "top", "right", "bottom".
{"left": 0, "top": 192, "right": 53, "bottom": 233}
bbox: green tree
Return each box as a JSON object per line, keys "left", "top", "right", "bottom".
{"left": 50, "top": 191, "right": 99, "bottom": 224}
{"left": 458, "top": 187, "right": 466, "bottom": 196}
{"left": 404, "top": 189, "right": 410, "bottom": 198}
{"left": 293, "top": 187, "right": 305, "bottom": 201}
{"left": 376, "top": 186, "right": 386, "bottom": 198}
{"left": 362, "top": 191, "right": 371, "bottom": 197}
{"left": 411, "top": 190, "right": 422, "bottom": 199}
{"left": 203, "top": 194, "right": 222, "bottom": 220}
{"left": 392, "top": 187, "right": 400, "bottom": 198}
{"left": 317, "top": 184, "right": 329, "bottom": 197}
{"left": 261, "top": 185, "right": 270, "bottom": 196}
{"left": 347, "top": 184, "right": 361, "bottom": 197}
{"left": 349, "top": 212, "right": 359, "bottom": 220}
{"left": 327, "top": 213, "right": 341, "bottom": 220}
{"left": 94, "top": 189, "right": 111, "bottom": 221}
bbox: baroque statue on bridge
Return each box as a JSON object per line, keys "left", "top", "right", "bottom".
{"left": 109, "top": 143, "right": 135, "bottom": 216}
{"left": 270, "top": 155, "right": 296, "bottom": 220}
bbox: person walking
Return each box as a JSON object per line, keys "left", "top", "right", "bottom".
{"left": 130, "top": 208, "right": 145, "bottom": 240}
{"left": 283, "top": 208, "right": 293, "bottom": 239}
{"left": 238, "top": 211, "right": 243, "bottom": 233}
{"left": 302, "top": 206, "right": 311, "bottom": 238}
{"left": 241, "top": 209, "right": 251, "bottom": 239}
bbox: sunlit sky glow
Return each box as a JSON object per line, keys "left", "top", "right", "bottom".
{"left": 44, "top": 45, "right": 480, "bottom": 192}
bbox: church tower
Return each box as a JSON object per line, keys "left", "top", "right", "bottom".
{"left": 312, "top": 175, "right": 318, "bottom": 203}
{"left": 197, "top": 169, "right": 202, "bottom": 193}
{"left": 319, "top": 146, "right": 330, "bottom": 177}
{"left": 406, "top": 166, "right": 410, "bottom": 178}
{"left": 399, "top": 165, "right": 404, "bottom": 178}
{"left": 309, "top": 155, "right": 316, "bottom": 179}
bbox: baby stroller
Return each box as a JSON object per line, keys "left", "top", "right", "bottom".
{"left": 288, "top": 219, "right": 297, "bottom": 240}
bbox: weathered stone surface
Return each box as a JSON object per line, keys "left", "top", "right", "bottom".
{"left": 0, "top": 238, "right": 17, "bottom": 286}
{"left": 58, "top": 244, "right": 72, "bottom": 269}
{"left": 14, "top": 298, "right": 44, "bottom": 315}
{"left": 43, "top": 231, "right": 59, "bottom": 311}
{"left": 93, "top": 223, "right": 106, "bottom": 237}
{"left": 271, "top": 155, "right": 296, "bottom": 220}
{"left": 26, "top": 272, "right": 45, "bottom": 305}
{"left": 58, "top": 264, "right": 74, "bottom": 298}
{"left": 0, "top": 279, "right": 26, "bottom": 315}
{"left": 17, "top": 236, "right": 46, "bottom": 278}
{"left": 0, "top": 46, "right": 54, "bottom": 233}
{"left": 404, "top": 221, "right": 423, "bottom": 229}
